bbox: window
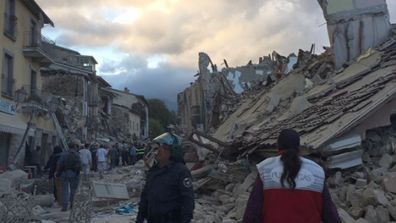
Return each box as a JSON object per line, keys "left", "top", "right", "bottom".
{"left": 30, "top": 20, "right": 38, "bottom": 46}
{"left": 2, "top": 53, "right": 14, "bottom": 97}
{"left": 4, "top": 0, "right": 16, "bottom": 38}
{"left": 30, "top": 69, "right": 37, "bottom": 94}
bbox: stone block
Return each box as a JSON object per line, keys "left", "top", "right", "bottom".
{"left": 234, "top": 172, "right": 256, "bottom": 195}
{"left": 365, "top": 205, "right": 377, "bottom": 223}
{"left": 379, "top": 153, "right": 393, "bottom": 169}
{"left": 383, "top": 172, "right": 396, "bottom": 193}
{"left": 32, "top": 205, "right": 46, "bottom": 216}
{"left": 362, "top": 187, "right": 376, "bottom": 206}
{"left": 218, "top": 194, "right": 234, "bottom": 204}
{"left": 93, "top": 182, "right": 129, "bottom": 199}
{"left": 0, "top": 170, "right": 28, "bottom": 189}
{"left": 347, "top": 186, "right": 362, "bottom": 207}
{"left": 233, "top": 193, "right": 249, "bottom": 220}
{"left": 355, "top": 179, "right": 367, "bottom": 189}
{"left": 33, "top": 194, "right": 55, "bottom": 207}
{"left": 370, "top": 168, "right": 387, "bottom": 184}
{"left": 338, "top": 208, "right": 356, "bottom": 223}
{"left": 374, "top": 189, "right": 389, "bottom": 206}
{"left": 0, "top": 178, "right": 12, "bottom": 195}
{"left": 388, "top": 205, "right": 396, "bottom": 221}
{"left": 390, "top": 164, "right": 396, "bottom": 172}
{"left": 349, "top": 206, "right": 364, "bottom": 219}
{"left": 356, "top": 218, "right": 370, "bottom": 223}
{"left": 375, "top": 206, "right": 390, "bottom": 223}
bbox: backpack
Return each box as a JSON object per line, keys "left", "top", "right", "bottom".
{"left": 65, "top": 152, "right": 81, "bottom": 172}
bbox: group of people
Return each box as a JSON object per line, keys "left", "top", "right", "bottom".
{"left": 88, "top": 142, "right": 146, "bottom": 173}
{"left": 45, "top": 129, "right": 341, "bottom": 222}
{"left": 45, "top": 141, "right": 146, "bottom": 211}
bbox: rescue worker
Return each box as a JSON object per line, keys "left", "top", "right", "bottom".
{"left": 136, "top": 132, "right": 194, "bottom": 223}
{"left": 136, "top": 144, "right": 145, "bottom": 160}
{"left": 242, "top": 129, "right": 341, "bottom": 223}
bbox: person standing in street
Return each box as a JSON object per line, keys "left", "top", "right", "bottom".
{"left": 55, "top": 143, "right": 81, "bottom": 212}
{"left": 45, "top": 145, "right": 63, "bottom": 205}
{"left": 114, "top": 143, "right": 121, "bottom": 167}
{"left": 136, "top": 132, "right": 194, "bottom": 223}
{"left": 79, "top": 143, "right": 92, "bottom": 179}
{"left": 136, "top": 144, "right": 145, "bottom": 161}
{"left": 121, "top": 145, "right": 129, "bottom": 166}
{"left": 109, "top": 144, "right": 118, "bottom": 169}
{"left": 242, "top": 129, "right": 341, "bottom": 223}
{"left": 96, "top": 144, "right": 108, "bottom": 179}
{"left": 129, "top": 143, "right": 137, "bottom": 165}
{"left": 90, "top": 143, "right": 98, "bottom": 172}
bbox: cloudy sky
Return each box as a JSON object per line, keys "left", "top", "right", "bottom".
{"left": 36, "top": 0, "right": 396, "bottom": 110}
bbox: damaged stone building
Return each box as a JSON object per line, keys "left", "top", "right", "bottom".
{"left": 103, "top": 87, "right": 149, "bottom": 141}
{"left": 177, "top": 1, "right": 396, "bottom": 222}
{"left": 39, "top": 37, "right": 150, "bottom": 145}
{"left": 178, "top": 0, "right": 396, "bottom": 170}
{"left": 0, "top": 0, "right": 57, "bottom": 171}
{"left": 178, "top": 51, "right": 299, "bottom": 133}
{"left": 40, "top": 42, "right": 100, "bottom": 142}
{"left": 318, "top": 0, "right": 392, "bottom": 68}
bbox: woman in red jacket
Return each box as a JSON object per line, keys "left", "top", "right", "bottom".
{"left": 243, "top": 129, "right": 341, "bottom": 223}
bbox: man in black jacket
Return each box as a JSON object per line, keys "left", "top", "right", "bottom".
{"left": 136, "top": 133, "right": 194, "bottom": 223}
{"left": 45, "top": 145, "right": 63, "bottom": 203}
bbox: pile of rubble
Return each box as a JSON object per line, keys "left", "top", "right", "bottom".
{"left": 0, "top": 160, "right": 147, "bottom": 223}
{"left": 325, "top": 126, "right": 396, "bottom": 223}
{"left": 190, "top": 159, "right": 253, "bottom": 223}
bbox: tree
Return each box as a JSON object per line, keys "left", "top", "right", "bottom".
{"left": 148, "top": 99, "right": 175, "bottom": 129}
{"left": 149, "top": 118, "right": 164, "bottom": 139}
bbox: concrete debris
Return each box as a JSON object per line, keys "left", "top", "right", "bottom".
{"left": 379, "top": 153, "right": 394, "bottom": 169}
{"left": 93, "top": 182, "right": 129, "bottom": 199}
{"left": 338, "top": 208, "right": 356, "bottom": 223}
{"left": 383, "top": 172, "right": 396, "bottom": 193}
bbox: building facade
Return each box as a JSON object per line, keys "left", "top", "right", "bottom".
{"left": 0, "top": 0, "right": 57, "bottom": 170}
{"left": 104, "top": 88, "right": 149, "bottom": 141}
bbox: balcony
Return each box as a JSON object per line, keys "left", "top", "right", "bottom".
{"left": 22, "top": 31, "right": 53, "bottom": 66}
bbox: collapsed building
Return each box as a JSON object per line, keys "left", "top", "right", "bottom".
{"left": 40, "top": 42, "right": 150, "bottom": 145}
{"left": 177, "top": 51, "right": 299, "bottom": 133}
{"left": 41, "top": 42, "right": 100, "bottom": 142}
{"left": 178, "top": 1, "right": 396, "bottom": 221}
{"left": 178, "top": 0, "right": 396, "bottom": 170}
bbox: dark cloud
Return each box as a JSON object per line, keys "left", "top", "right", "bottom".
{"left": 100, "top": 55, "right": 195, "bottom": 110}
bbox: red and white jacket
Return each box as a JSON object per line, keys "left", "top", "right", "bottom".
{"left": 243, "top": 155, "right": 341, "bottom": 223}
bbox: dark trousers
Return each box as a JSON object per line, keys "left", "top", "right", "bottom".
{"left": 61, "top": 175, "right": 79, "bottom": 209}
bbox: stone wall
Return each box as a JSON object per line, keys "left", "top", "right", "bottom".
{"left": 42, "top": 73, "right": 85, "bottom": 97}
{"left": 318, "top": 0, "right": 391, "bottom": 68}
{"left": 110, "top": 106, "right": 134, "bottom": 141}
